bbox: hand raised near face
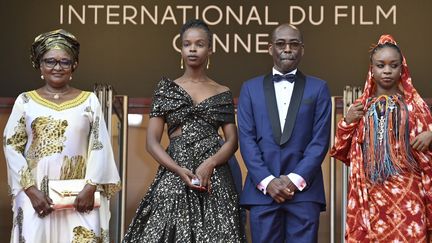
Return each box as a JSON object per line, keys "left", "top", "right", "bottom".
{"left": 266, "top": 178, "right": 294, "bottom": 204}
{"left": 411, "top": 131, "right": 432, "bottom": 152}
{"left": 344, "top": 103, "right": 364, "bottom": 125}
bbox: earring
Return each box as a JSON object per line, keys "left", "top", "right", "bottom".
{"left": 206, "top": 57, "right": 210, "bottom": 69}
{"left": 40, "top": 75, "right": 44, "bottom": 80}
{"left": 180, "top": 58, "right": 184, "bottom": 69}
{"left": 69, "top": 76, "right": 72, "bottom": 81}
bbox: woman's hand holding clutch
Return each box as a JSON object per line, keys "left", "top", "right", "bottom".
{"left": 175, "top": 167, "right": 203, "bottom": 190}
{"left": 74, "top": 184, "right": 96, "bottom": 213}
{"left": 195, "top": 159, "right": 216, "bottom": 192}
{"left": 25, "top": 186, "right": 54, "bottom": 218}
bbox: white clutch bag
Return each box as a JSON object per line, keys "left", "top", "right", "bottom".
{"left": 48, "top": 179, "right": 101, "bottom": 210}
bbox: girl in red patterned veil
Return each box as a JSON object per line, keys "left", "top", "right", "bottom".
{"left": 330, "top": 34, "right": 432, "bottom": 242}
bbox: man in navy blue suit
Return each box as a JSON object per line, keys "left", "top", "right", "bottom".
{"left": 238, "top": 24, "right": 332, "bottom": 242}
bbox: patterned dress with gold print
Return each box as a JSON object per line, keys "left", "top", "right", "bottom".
{"left": 3, "top": 91, "right": 121, "bottom": 243}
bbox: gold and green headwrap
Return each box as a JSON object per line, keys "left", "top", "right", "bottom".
{"left": 30, "top": 29, "right": 80, "bottom": 69}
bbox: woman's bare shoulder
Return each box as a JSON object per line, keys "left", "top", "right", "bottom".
{"left": 208, "top": 80, "right": 230, "bottom": 93}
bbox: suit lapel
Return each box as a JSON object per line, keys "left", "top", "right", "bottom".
{"left": 280, "top": 71, "right": 306, "bottom": 145}
{"left": 263, "top": 73, "right": 282, "bottom": 144}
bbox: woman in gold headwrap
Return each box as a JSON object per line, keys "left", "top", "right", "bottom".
{"left": 3, "top": 29, "right": 121, "bottom": 242}
{"left": 330, "top": 35, "right": 432, "bottom": 242}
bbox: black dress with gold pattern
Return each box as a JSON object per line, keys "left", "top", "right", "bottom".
{"left": 123, "top": 78, "right": 245, "bottom": 242}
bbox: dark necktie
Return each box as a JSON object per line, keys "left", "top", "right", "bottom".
{"left": 272, "top": 73, "right": 296, "bottom": 83}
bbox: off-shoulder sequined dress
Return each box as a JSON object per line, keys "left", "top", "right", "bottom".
{"left": 123, "top": 78, "right": 245, "bottom": 242}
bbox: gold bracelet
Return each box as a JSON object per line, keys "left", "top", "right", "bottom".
{"left": 23, "top": 183, "right": 36, "bottom": 191}
{"left": 85, "top": 179, "right": 97, "bottom": 186}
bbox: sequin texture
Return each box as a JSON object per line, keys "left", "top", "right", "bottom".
{"left": 123, "top": 78, "right": 245, "bottom": 242}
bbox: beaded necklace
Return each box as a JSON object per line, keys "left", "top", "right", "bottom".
{"left": 363, "top": 94, "right": 418, "bottom": 183}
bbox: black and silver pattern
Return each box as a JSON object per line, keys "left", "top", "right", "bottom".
{"left": 123, "top": 78, "right": 245, "bottom": 242}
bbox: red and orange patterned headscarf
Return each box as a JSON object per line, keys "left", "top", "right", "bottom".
{"left": 359, "top": 34, "right": 432, "bottom": 136}
{"left": 332, "top": 34, "right": 432, "bottom": 242}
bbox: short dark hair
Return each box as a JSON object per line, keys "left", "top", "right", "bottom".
{"left": 370, "top": 42, "right": 403, "bottom": 63}
{"left": 180, "top": 19, "right": 213, "bottom": 48}
{"left": 271, "top": 24, "right": 303, "bottom": 42}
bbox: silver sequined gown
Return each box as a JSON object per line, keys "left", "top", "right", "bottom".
{"left": 123, "top": 78, "right": 245, "bottom": 243}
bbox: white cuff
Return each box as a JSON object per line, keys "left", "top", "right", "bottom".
{"left": 287, "top": 173, "right": 307, "bottom": 191}
{"left": 257, "top": 175, "right": 275, "bottom": 194}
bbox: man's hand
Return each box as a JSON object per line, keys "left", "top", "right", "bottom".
{"left": 266, "top": 178, "right": 294, "bottom": 203}
{"left": 280, "top": 175, "right": 298, "bottom": 192}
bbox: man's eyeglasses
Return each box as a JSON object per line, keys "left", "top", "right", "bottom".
{"left": 42, "top": 58, "right": 73, "bottom": 69}
{"left": 273, "top": 41, "right": 303, "bottom": 50}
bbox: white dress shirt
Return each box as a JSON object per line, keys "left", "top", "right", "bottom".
{"left": 257, "top": 68, "right": 307, "bottom": 194}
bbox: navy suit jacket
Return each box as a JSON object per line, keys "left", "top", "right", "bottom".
{"left": 238, "top": 71, "right": 331, "bottom": 209}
